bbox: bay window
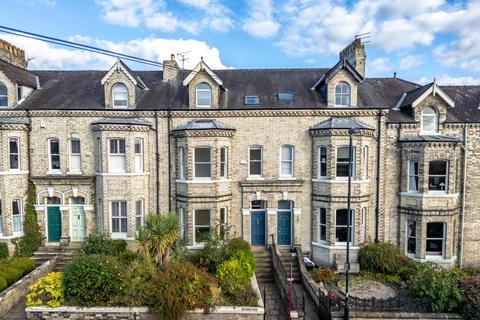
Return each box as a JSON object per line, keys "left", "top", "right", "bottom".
{"left": 426, "top": 222, "right": 445, "bottom": 257}
{"left": 336, "top": 146, "right": 355, "bottom": 178}
{"left": 109, "top": 139, "right": 126, "bottom": 173}
{"left": 9, "top": 138, "right": 19, "bottom": 170}
{"left": 178, "top": 147, "right": 185, "bottom": 179}
{"left": 135, "top": 199, "right": 144, "bottom": 231}
{"left": 407, "top": 220, "right": 416, "bottom": 255}
{"left": 408, "top": 160, "right": 419, "bottom": 192}
{"left": 317, "top": 208, "right": 327, "bottom": 242}
{"left": 178, "top": 207, "right": 186, "bottom": 240}
{"left": 318, "top": 146, "right": 327, "bottom": 178}
{"left": 111, "top": 201, "right": 127, "bottom": 235}
{"left": 362, "top": 146, "right": 368, "bottom": 179}
{"left": 194, "top": 147, "right": 211, "bottom": 179}
{"left": 220, "top": 147, "right": 228, "bottom": 179}
{"left": 280, "top": 145, "right": 294, "bottom": 177}
{"left": 12, "top": 199, "right": 22, "bottom": 234}
{"left": 428, "top": 160, "right": 448, "bottom": 192}
{"left": 220, "top": 207, "right": 228, "bottom": 240}
{"left": 194, "top": 209, "right": 211, "bottom": 243}
{"left": 134, "top": 138, "right": 143, "bottom": 173}
{"left": 335, "top": 209, "right": 354, "bottom": 244}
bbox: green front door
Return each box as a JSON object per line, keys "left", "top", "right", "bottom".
{"left": 47, "top": 206, "right": 61, "bottom": 242}
{"left": 71, "top": 206, "right": 86, "bottom": 241}
{"left": 277, "top": 211, "right": 292, "bottom": 246}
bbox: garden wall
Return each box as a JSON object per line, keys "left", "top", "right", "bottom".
{"left": 0, "top": 257, "right": 58, "bottom": 318}
{"left": 331, "top": 311, "right": 463, "bottom": 319}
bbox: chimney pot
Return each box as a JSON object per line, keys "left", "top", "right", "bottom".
{"left": 171, "top": 54, "right": 175, "bottom": 61}
{"left": 163, "top": 54, "right": 179, "bottom": 82}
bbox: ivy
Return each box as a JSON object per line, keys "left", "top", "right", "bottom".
{"left": 17, "top": 182, "right": 42, "bottom": 257}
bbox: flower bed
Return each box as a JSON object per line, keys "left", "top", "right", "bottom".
{"left": 0, "top": 257, "right": 36, "bottom": 292}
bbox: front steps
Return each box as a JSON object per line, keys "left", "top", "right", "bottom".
{"left": 32, "top": 245, "right": 81, "bottom": 271}
{"left": 278, "top": 248, "right": 302, "bottom": 283}
{"left": 253, "top": 247, "right": 275, "bottom": 284}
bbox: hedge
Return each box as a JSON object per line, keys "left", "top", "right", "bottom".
{"left": 0, "top": 257, "right": 36, "bottom": 290}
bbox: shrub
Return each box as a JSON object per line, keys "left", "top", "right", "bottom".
{"left": 80, "top": 232, "right": 127, "bottom": 256}
{"left": 222, "top": 284, "right": 259, "bottom": 307}
{"left": 216, "top": 250, "right": 256, "bottom": 294}
{"left": 224, "top": 238, "right": 251, "bottom": 257}
{"left": 0, "top": 257, "right": 36, "bottom": 285}
{"left": 458, "top": 276, "right": 480, "bottom": 320}
{"left": 17, "top": 183, "right": 43, "bottom": 257}
{"left": 26, "top": 272, "right": 64, "bottom": 308}
{"left": 147, "top": 260, "right": 218, "bottom": 319}
{"left": 360, "top": 271, "right": 401, "bottom": 284}
{"left": 198, "top": 229, "right": 226, "bottom": 273}
{"left": 312, "top": 268, "right": 337, "bottom": 284}
{"left": 0, "top": 276, "right": 6, "bottom": 292}
{"left": 358, "top": 242, "right": 402, "bottom": 275}
{"left": 409, "top": 262, "right": 462, "bottom": 312}
{"left": 63, "top": 255, "right": 122, "bottom": 306}
{"left": 0, "top": 243, "right": 8, "bottom": 260}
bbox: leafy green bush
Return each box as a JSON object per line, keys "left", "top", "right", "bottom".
{"left": 221, "top": 284, "right": 259, "bottom": 307}
{"left": 360, "top": 271, "right": 401, "bottom": 284}
{"left": 458, "top": 276, "right": 480, "bottom": 320}
{"left": 198, "top": 229, "right": 227, "bottom": 273}
{"left": 0, "top": 243, "right": 8, "bottom": 260}
{"left": 17, "top": 183, "right": 43, "bottom": 257}
{"left": 224, "top": 238, "right": 251, "bottom": 257}
{"left": 216, "top": 250, "right": 256, "bottom": 294}
{"left": 358, "top": 242, "right": 402, "bottom": 275}
{"left": 27, "top": 272, "right": 64, "bottom": 308}
{"left": 148, "top": 260, "right": 218, "bottom": 319}
{"left": 63, "top": 255, "right": 122, "bottom": 306}
{"left": 312, "top": 268, "right": 337, "bottom": 284}
{"left": 0, "top": 276, "right": 6, "bottom": 292}
{"left": 0, "top": 257, "right": 36, "bottom": 285}
{"left": 80, "top": 232, "right": 127, "bottom": 256}
{"left": 409, "top": 262, "right": 462, "bottom": 312}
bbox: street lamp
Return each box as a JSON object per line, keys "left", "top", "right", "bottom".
{"left": 344, "top": 127, "right": 360, "bottom": 320}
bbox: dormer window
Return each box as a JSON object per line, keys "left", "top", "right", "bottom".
{"left": 0, "top": 82, "right": 7, "bottom": 107}
{"left": 421, "top": 107, "right": 438, "bottom": 133}
{"left": 112, "top": 83, "right": 128, "bottom": 108}
{"left": 196, "top": 83, "right": 212, "bottom": 108}
{"left": 335, "top": 82, "right": 351, "bottom": 106}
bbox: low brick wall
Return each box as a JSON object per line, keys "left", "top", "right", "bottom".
{"left": 331, "top": 311, "right": 463, "bottom": 319}
{"left": 26, "top": 274, "right": 265, "bottom": 320}
{"left": 0, "top": 257, "right": 58, "bottom": 318}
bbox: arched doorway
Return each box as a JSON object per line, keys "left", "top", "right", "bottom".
{"left": 70, "top": 196, "right": 86, "bottom": 241}
{"left": 46, "top": 196, "right": 62, "bottom": 242}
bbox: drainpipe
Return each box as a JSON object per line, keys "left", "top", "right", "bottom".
{"left": 167, "top": 109, "right": 172, "bottom": 212}
{"left": 26, "top": 109, "right": 32, "bottom": 179}
{"left": 396, "top": 124, "right": 402, "bottom": 247}
{"left": 155, "top": 110, "right": 160, "bottom": 214}
{"left": 374, "top": 111, "right": 382, "bottom": 242}
{"left": 460, "top": 124, "right": 468, "bottom": 268}
{"left": 310, "top": 130, "right": 315, "bottom": 253}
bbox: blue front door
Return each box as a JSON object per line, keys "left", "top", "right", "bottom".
{"left": 251, "top": 211, "right": 266, "bottom": 246}
{"left": 277, "top": 211, "right": 292, "bottom": 245}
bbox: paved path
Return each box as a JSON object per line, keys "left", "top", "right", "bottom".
{"left": 1, "top": 297, "right": 26, "bottom": 320}
{"left": 260, "top": 283, "right": 288, "bottom": 320}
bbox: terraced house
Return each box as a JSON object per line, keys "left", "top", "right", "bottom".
{"left": 0, "top": 37, "right": 479, "bottom": 268}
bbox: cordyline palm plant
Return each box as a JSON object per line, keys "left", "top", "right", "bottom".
{"left": 137, "top": 213, "right": 180, "bottom": 265}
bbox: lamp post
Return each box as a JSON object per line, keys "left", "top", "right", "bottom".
{"left": 344, "top": 127, "right": 359, "bottom": 320}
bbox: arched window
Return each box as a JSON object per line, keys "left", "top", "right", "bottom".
{"left": 421, "top": 107, "right": 438, "bottom": 133}
{"left": 334, "top": 82, "right": 351, "bottom": 106}
{"left": 0, "top": 82, "right": 8, "bottom": 107}
{"left": 196, "top": 82, "right": 211, "bottom": 108}
{"left": 112, "top": 83, "right": 128, "bottom": 108}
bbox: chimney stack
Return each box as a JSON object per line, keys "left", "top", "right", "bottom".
{"left": 339, "top": 38, "right": 366, "bottom": 78}
{"left": 163, "top": 54, "right": 179, "bottom": 82}
{"left": 0, "top": 39, "right": 28, "bottom": 69}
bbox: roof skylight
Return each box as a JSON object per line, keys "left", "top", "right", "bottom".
{"left": 245, "top": 96, "right": 259, "bottom": 105}
{"left": 278, "top": 92, "right": 294, "bottom": 101}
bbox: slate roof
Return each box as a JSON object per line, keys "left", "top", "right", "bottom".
{"left": 311, "top": 118, "right": 374, "bottom": 131}
{"left": 91, "top": 118, "right": 151, "bottom": 126}
{"left": 398, "top": 135, "right": 462, "bottom": 143}
{"left": 4, "top": 64, "right": 479, "bottom": 123}
{"left": 172, "top": 119, "right": 235, "bottom": 131}
{"left": 0, "top": 60, "right": 37, "bottom": 88}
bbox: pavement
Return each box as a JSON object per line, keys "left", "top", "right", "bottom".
{"left": 1, "top": 297, "right": 26, "bottom": 320}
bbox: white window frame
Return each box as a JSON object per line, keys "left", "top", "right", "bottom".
{"left": 407, "top": 160, "right": 419, "bottom": 192}
{"left": 48, "top": 138, "right": 61, "bottom": 174}
{"left": 220, "top": 146, "right": 228, "bottom": 179}
{"left": 112, "top": 83, "right": 129, "bottom": 109}
{"left": 360, "top": 207, "right": 367, "bottom": 243}
{"left": 362, "top": 146, "right": 368, "bottom": 180}
{"left": 12, "top": 199, "right": 23, "bottom": 236}
{"left": 194, "top": 209, "right": 211, "bottom": 244}
{"left": 426, "top": 222, "right": 445, "bottom": 258}
{"left": 135, "top": 199, "right": 144, "bottom": 231}
{"left": 69, "top": 139, "right": 82, "bottom": 174}
{"left": 220, "top": 207, "right": 228, "bottom": 240}
{"left": 406, "top": 220, "right": 417, "bottom": 257}
{"left": 8, "top": 137, "right": 20, "bottom": 171}
{"left": 336, "top": 146, "right": 356, "bottom": 179}
{"left": 421, "top": 107, "right": 438, "bottom": 134}
{"left": 179, "top": 207, "right": 186, "bottom": 240}
{"left": 193, "top": 147, "right": 212, "bottom": 180}
{"left": 178, "top": 146, "right": 185, "bottom": 180}
{"left": 335, "top": 208, "right": 354, "bottom": 246}
{"left": 111, "top": 201, "right": 128, "bottom": 237}
{"left": 134, "top": 138, "right": 144, "bottom": 173}
{"left": 317, "top": 207, "right": 327, "bottom": 243}
{"left": 248, "top": 146, "right": 263, "bottom": 177}
{"left": 0, "top": 82, "right": 8, "bottom": 107}
{"left": 196, "top": 82, "right": 212, "bottom": 108}
{"left": 318, "top": 146, "right": 327, "bottom": 179}
{"left": 334, "top": 82, "right": 351, "bottom": 106}
{"left": 428, "top": 160, "right": 448, "bottom": 193}
{"left": 108, "top": 138, "right": 127, "bottom": 173}
{"left": 279, "top": 145, "right": 294, "bottom": 178}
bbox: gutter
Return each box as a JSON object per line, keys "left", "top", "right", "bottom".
{"left": 460, "top": 125, "right": 468, "bottom": 268}
{"left": 375, "top": 111, "right": 382, "bottom": 242}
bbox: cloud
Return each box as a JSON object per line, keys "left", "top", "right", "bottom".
{"left": 0, "top": 34, "right": 228, "bottom": 70}
{"left": 243, "top": 0, "right": 280, "bottom": 38}
{"left": 96, "top": 0, "right": 233, "bottom": 33}
{"left": 398, "top": 55, "right": 423, "bottom": 70}
{"left": 369, "top": 58, "right": 391, "bottom": 73}
{"left": 418, "top": 74, "right": 480, "bottom": 85}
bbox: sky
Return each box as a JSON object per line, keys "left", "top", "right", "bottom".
{"left": 1, "top": 0, "right": 480, "bottom": 85}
